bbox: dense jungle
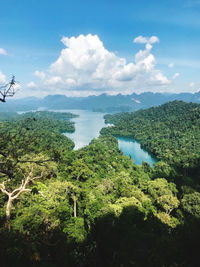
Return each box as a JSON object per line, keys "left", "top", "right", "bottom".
{"left": 0, "top": 102, "right": 200, "bottom": 267}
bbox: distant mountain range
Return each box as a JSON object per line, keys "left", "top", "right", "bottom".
{"left": 1, "top": 91, "right": 200, "bottom": 112}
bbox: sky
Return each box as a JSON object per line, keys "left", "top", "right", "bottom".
{"left": 0, "top": 0, "right": 200, "bottom": 98}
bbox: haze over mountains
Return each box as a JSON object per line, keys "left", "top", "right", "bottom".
{"left": 2, "top": 91, "right": 200, "bottom": 112}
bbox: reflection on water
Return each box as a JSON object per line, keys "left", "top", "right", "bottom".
{"left": 117, "top": 136, "right": 158, "bottom": 167}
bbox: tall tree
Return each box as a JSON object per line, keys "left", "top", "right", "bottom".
{"left": 0, "top": 167, "right": 44, "bottom": 230}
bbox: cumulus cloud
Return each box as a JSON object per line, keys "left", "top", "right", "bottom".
{"left": 27, "top": 81, "right": 37, "bottom": 88}
{"left": 172, "top": 73, "right": 180, "bottom": 79}
{"left": 0, "top": 48, "right": 7, "bottom": 56}
{"left": 150, "top": 71, "right": 170, "bottom": 85}
{"left": 45, "top": 76, "right": 62, "bottom": 85}
{"left": 34, "top": 34, "right": 170, "bottom": 96}
{"left": 34, "top": 70, "right": 46, "bottom": 80}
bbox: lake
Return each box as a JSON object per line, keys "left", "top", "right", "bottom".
{"left": 62, "top": 109, "right": 157, "bottom": 166}
{"left": 117, "top": 136, "right": 158, "bottom": 167}
{"left": 63, "top": 109, "right": 108, "bottom": 150}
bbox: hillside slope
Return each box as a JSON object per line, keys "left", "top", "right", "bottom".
{"left": 102, "top": 101, "right": 200, "bottom": 185}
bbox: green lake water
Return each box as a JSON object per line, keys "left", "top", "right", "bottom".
{"left": 117, "top": 136, "right": 158, "bottom": 167}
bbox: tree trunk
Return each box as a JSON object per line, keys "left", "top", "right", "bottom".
{"left": 73, "top": 194, "right": 77, "bottom": 217}
{"left": 5, "top": 197, "right": 12, "bottom": 231}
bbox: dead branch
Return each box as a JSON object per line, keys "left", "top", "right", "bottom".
{"left": 0, "top": 76, "right": 17, "bottom": 102}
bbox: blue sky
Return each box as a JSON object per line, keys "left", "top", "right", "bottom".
{"left": 0, "top": 0, "right": 200, "bottom": 97}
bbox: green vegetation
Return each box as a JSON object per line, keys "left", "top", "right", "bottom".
{"left": 0, "top": 112, "right": 19, "bottom": 121}
{"left": 102, "top": 101, "right": 200, "bottom": 161}
{"left": 102, "top": 101, "right": 200, "bottom": 186}
{"left": 0, "top": 110, "right": 78, "bottom": 121}
{"left": 19, "top": 110, "right": 78, "bottom": 121}
{"left": 0, "top": 104, "right": 200, "bottom": 267}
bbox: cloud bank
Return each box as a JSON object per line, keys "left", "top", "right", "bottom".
{"left": 34, "top": 34, "right": 171, "bottom": 96}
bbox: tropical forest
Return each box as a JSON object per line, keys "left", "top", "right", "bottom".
{"left": 0, "top": 100, "right": 200, "bottom": 267}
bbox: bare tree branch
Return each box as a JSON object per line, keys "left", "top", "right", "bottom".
{"left": 0, "top": 76, "right": 17, "bottom": 102}
{"left": 0, "top": 181, "right": 11, "bottom": 196}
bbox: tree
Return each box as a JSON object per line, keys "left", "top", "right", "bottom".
{"left": 0, "top": 76, "right": 17, "bottom": 102}
{"left": 147, "top": 178, "right": 179, "bottom": 215}
{"left": 181, "top": 192, "right": 200, "bottom": 218}
{"left": 0, "top": 167, "right": 44, "bottom": 230}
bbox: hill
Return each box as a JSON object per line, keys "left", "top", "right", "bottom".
{"left": 0, "top": 103, "right": 200, "bottom": 266}
{"left": 1, "top": 91, "right": 200, "bottom": 112}
{"left": 102, "top": 100, "right": 200, "bottom": 187}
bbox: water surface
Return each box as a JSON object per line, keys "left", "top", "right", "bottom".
{"left": 55, "top": 109, "right": 157, "bottom": 166}
{"left": 63, "top": 110, "right": 108, "bottom": 150}
{"left": 116, "top": 136, "right": 158, "bottom": 167}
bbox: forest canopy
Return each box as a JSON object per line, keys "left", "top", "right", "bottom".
{"left": 0, "top": 103, "right": 200, "bottom": 267}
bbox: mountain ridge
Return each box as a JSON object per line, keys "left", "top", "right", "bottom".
{"left": 1, "top": 91, "right": 200, "bottom": 112}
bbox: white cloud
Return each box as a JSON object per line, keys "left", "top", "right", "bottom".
{"left": 0, "top": 48, "right": 7, "bottom": 56}
{"left": 148, "top": 36, "right": 160, "bottom": 44}
{"left": 27, "top": 81, "right": 37, "bottom": 88}
{"left": 34, "top": 70, "right": 46, "bottom": 80}
{"left": 45, "top": 76, "right": 62, "bottom": 85}
{"left": 172, "top": 73, "right": 180, "bottom": 79}
{"left": 150, "top": 71, "right": 170, "bottom": 85}
{"left": 0, "top": 71, "right": 6, "bottom": 84}
{"left": 13, "top": 82, "right": 21, "bottom": 90}
{"left": 133, "top": 35, "right": 159, "bottom": 44}
{"left": 133, "top": 36, "right": 148, "bottom": 44}
{"left": 168, "top": 63, "right": 174, "bottom": 68}
{"left": 190, "top": 82, "right": 195, "bottom": 87}
{"left": 35, "top": 34, "right": 170, "bottom": 96}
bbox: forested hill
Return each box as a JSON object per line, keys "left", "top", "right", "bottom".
{"left": 0, "top": 107, "right": 200, "bottom": 266}
{"left": 0, "top": 110, "right": 78, "bottom": 122}
{"left": 102, "top": 101, "right": 200, "bottom": 184}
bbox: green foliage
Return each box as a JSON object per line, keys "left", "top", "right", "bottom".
{"left": 12, "top": 180, "right": 75, "bottom": 235}
{"left": 0, "top": 112, "right": 18, "bottom": 121}
{"left": 181, "top": 192, "right": 200, "bottom": 218}
{"left": 0, "top": 113, "right": 75, "bottom": 166}
{"left": 102, "top": 101, "right": 200, "bottom": 168}
{"left": 19, "top": 110, "right": 78, "bottom": 121}
{"left": 63, "top": 217, "right": 86, "bottom": 243}
{"left": 0, "top": 105, "right": 200, "bottom": 266}
{"left": 0, "top": 110, "right": 78, "bottom": 122}
{"left": 101, "top": 101, "right": 200, "bottom": 192}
